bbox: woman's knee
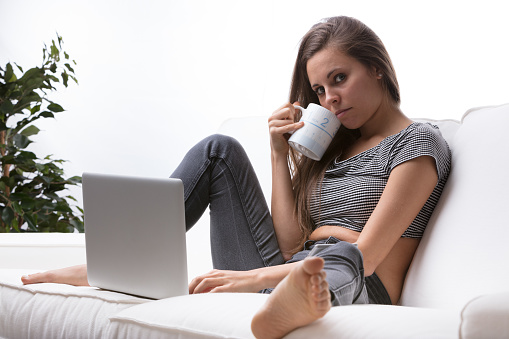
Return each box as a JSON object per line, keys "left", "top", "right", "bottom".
{"left": 320, "top": 242, "right": 364, "bottom": 272}
{"left": 200, "top": 134, "right": 246, "bottom": 159}
{"left": 320, "top": 242, "right": 365, "bottom": 305}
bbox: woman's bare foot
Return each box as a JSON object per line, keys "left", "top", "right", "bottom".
{"left": 251, "top": 256, "right": 331, "bottom": 339}
{"left": 21, "top": 264, "right": 90, "bottom": 286}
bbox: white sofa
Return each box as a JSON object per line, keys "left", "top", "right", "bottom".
{"left": 1, "top": 104, "right": 509, "bottom": 338}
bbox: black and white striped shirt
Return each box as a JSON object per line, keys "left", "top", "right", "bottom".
{"left": 309, "top": 122, "right": 451, "bottom": 238}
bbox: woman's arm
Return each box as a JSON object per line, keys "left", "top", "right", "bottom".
{"left": 189, "top": 262, "right": 299, "bottom": 294}
{"left": 355, "top": 155, "right": 438, "bottom": 276}
{"left": 270, "top": 151, "right": 301, "bottom": 260}
{"left": 268, "top": 103, "right": 305, "bottom": 260}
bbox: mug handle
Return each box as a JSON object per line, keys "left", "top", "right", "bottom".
{"left": 294, "top": 105, "right": 306, "bottom": 121}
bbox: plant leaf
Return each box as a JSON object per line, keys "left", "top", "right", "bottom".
{"left": 30, "top": 104, "right": 41, "bottom": 114}
{"left": 17, "top": 151, "right": 37, "bottom": 161}
{"left": 61, "top": 71, "right": 68, "bottom": 87}
{"left": 20, "top": 125, "right": 40, "bottom": 137}
{"left": 11, "top": 218, "right": 19, "bottom": 232}
{"left": 1, "top": 207, "right": 14, "bottom": 226}
{"left": 68, "top": 176, "right": 82, "bottom": 184}
{"left": 12, "top": 201, "right": 23, "bottom": 215}
{"left": 47, "top": 103, "right": 64, "bottom": 112}
{"left": 4, "top": 63, "right": 17, "bottom": 82}
{"left": 66, "top": 195, "right": 78, "bottom": 202}
{"left": 39, "top": 111, "right": 55, "bottom": 118}
{"left": 13, "top": 134, "right": 31, "bottom": 149}
{"left": 14, "top": 63, "right": 23, "bottom": 73}
{"left": 0, "top": 100, "right": 14, "bottom": 115}
{"left": 64, "top": 63, "right": 75, "bottom": 73}
{"left": 24, "top": 214, "right": 37, "bottom": 231}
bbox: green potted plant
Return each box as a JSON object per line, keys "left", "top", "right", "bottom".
{"left": 0, "top": 34, "right": 84, "bottom": 233}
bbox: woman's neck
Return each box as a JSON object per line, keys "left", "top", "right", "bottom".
{"left": 358, "top": 101, "right": 411, "bottom": 141}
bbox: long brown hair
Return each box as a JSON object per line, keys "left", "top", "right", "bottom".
{"left": 288, "top": 16, "right": 400, "bottom": 249}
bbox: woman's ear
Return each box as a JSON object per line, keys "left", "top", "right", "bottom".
{"left": 371, "top": 66, "right": 383, "bottom": 79}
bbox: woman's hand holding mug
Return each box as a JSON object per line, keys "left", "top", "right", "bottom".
{"left": 268, "top": 102, "right": 304, "bottom": 156}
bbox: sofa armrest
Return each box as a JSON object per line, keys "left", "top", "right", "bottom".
{"left": 460, "top": 291, "right": 509, "bottom": 339}
{"left": 0, "top": 233, "right": 86, "bottom": 270}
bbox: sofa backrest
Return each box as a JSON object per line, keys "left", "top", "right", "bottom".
{"left": 400, "top": 104, "right": 509, "bottom": 311}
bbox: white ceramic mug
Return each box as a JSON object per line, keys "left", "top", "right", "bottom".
{"left": 288, "top": 103, "right": 341, "bottom": 161}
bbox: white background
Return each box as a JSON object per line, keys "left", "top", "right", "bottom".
{"left": 1, "top": 0, "right": 508, "bottom": 278}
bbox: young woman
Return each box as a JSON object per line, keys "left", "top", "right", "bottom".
{"left": 22, "top": 16, "right": 451, "bottom": 339}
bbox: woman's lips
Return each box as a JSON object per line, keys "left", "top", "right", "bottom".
{"left": 335, "top": 108, "right": 351, "bottom": 119}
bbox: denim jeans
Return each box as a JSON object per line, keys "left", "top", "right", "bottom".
{"left": 285, "top": 237, "right": 391, "bottom": 305}
{"left": 171, "top": 134, "right": 391, "bottom": 305}
{"left": 171, "top": 134, "right": 285, "bottom": 270}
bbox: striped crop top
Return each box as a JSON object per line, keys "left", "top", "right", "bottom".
{"left": 309, "top": 122, "right": 451, "bottom": 238}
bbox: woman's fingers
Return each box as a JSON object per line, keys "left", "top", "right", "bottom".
{"left": 188, "top": 269, "right": 217, "bottom": 294}
{"left": 268, "top": 117, "right": 304, "bottom": 131}
{"left": 189, "top": 270, "right": 234, "bottom": 294}
{"left": 270, "top": 103, "right": 297, "bottom": 122}
{"left": 268, "top": 102, "right": 305, "bottom": 152}
{"left": 193, "top": 277, "right": 221, "bottom": 294}
{"left": 189, "top": 270, "right": 259, "bottom": 294}
{"left": 269, "top": 121, "right": 304, "bottom": 138}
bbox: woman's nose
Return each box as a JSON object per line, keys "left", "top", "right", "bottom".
{"left": 324, "top": 89, "right": 340, "bottom": 108}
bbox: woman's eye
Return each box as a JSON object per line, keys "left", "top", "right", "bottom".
{"left": 315, "top": 87, "right": 325, "bottom": 95}
{"left": 335, "top": 73, "right": 346, "bottom": 83}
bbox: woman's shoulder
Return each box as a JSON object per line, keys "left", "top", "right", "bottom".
{"left": 385, "top": 121, "right": 452, "bottom": 178}
{"left": 389, "top": 121, "right": 449, "bottom": 150}
{"left": 398, "top": 121, "right": 443, "bottom": 138}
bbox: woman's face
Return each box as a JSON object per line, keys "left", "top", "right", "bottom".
{"left": 306, "top": 47, "right": 384, "bottom": 130}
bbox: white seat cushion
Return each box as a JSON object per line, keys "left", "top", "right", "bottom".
{"left": 109, "top": 292, "right": 459, "bottom": 339}
{"left": 0, "top": 269, "right": 149, "bottom": 339}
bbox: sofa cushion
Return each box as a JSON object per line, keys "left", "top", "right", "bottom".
{"left": 108, "top": 292, "right": 459, "bottom": 339}
{"left": 0, "top": 269, "right": 149, "bottom": 339}
{"left": 401, "top": 104, "right": 509, "bottom": 311}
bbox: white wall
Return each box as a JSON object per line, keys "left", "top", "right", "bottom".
{"left": 1, "top": 0, "right": 508, "bottom": 277}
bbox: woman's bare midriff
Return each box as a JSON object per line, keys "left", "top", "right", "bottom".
{"left": 308, "top": 225, "right": 420, "bottom": 305}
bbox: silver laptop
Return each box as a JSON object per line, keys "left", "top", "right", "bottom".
{"left": 82, "top": 172, "right": 188, "bottom": 299}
